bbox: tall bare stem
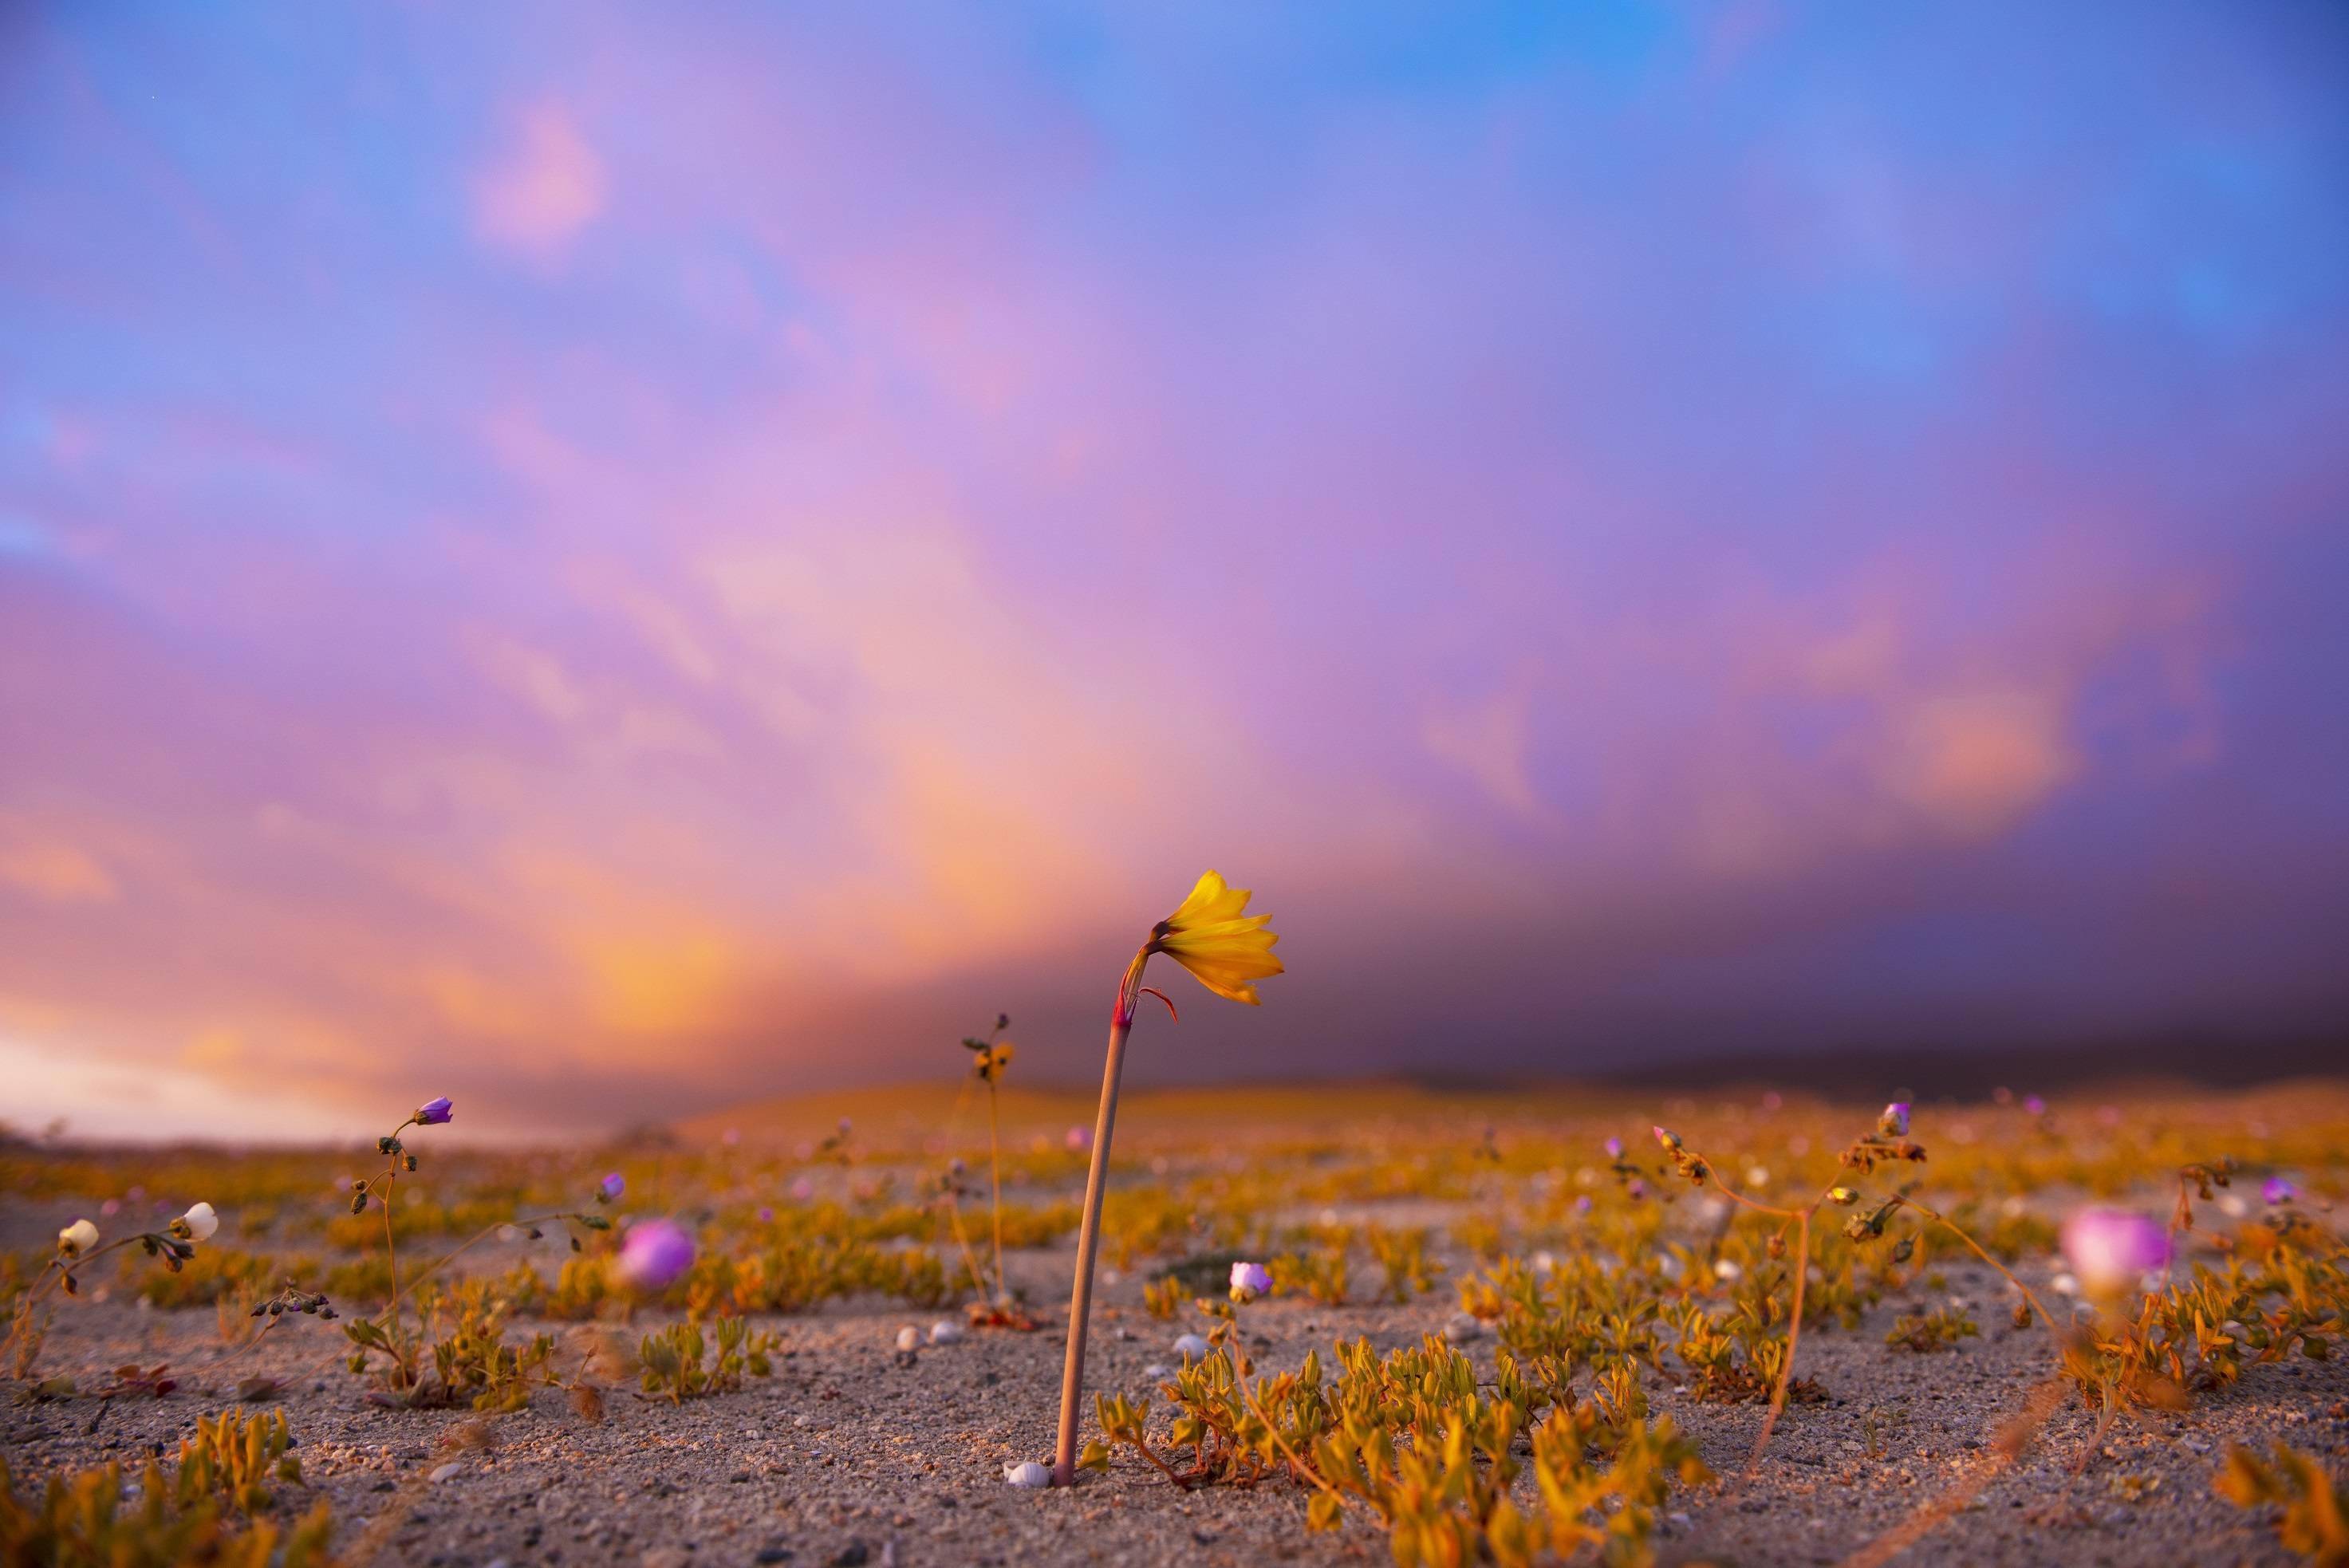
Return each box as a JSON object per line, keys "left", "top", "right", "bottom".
{"left": 1053, "top": 952, "right": 1146, "bottom": 1485}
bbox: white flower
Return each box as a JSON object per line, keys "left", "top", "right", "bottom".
{"left": 57, "top": 1219, "right": 99, "bottom": 1256}
{"left": 179, "top": 1203, "right": 219, "bottom": 1243}
{"left": 1004, "top": 1460, "right": 1051, "bottom": 1488}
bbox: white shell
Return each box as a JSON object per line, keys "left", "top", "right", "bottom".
{"left": 927, "top": 1320, "right": 964, "bottom": 1345}
{"left": 894, "top": 1326, "right": 920, "bottom": 1352}
{"left": 1442, "top": 1312, "right": 1485, "bottom": 1342}
{"left": 1172, "top": 1333, "right": 1210, "bottom": 1359}
{"left": 1003, "top": 1460, "right": 1051, "bottom": 1488}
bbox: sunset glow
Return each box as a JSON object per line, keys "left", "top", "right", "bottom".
{"left": 2, "top": 4, "right": 2345, "bottom": 1139}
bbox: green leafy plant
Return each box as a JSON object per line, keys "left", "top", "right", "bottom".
{"left": 638, "top": 1316, "right": 780, "bottom": 1403}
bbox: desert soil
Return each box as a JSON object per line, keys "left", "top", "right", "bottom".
{"left": 5, "top": 1223, "right": 2340, "bottom": 1568}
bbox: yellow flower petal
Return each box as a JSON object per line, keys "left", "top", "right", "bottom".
{"left": 1148, "top": 871, "right": 1283, "bottom": 1006}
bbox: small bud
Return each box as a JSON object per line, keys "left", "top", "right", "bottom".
{"left": 405, "top": 1154, "right": 417, "bottom": 1172}
{"left": 1652, "top": 1126, "right": 1681, "bottom": 1151}
{"left": 1827, "top": 1187, "right": 1860, "bottom": 1206}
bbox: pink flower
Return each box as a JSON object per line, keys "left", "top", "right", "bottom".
{"left": 616, "top": 1218, "right": 696, "bottom": 1292}
{"left": 1602, "top": 1137, "right": 1624, "bottom": 1160}
{"left": 2060, "top": 1208, "right": 2167, "bottom": 1298}
{"left": 1229, "top": 1260, "right": 1271, "bottom": 1301}
{"left": 2263, "top": 1176, "right": 2298, "bottom": 1206}
{"left": 416, "top": 1096, "right": 454, "bottom": 1125}
{"left": 1879, "top": 1101, "right": 1910, "bottom": 1138}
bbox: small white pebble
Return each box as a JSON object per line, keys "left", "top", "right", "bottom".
{"left": 2217, "top": 1194, "right": 2248, "bottom": 1219}
{"left": 1143, "top": 1363, "right": 1172, "bottom": 1379}
{"left": 2050, "top": 1272, "right": 2079, "bottom": 1296}
{"left": 1713, "top": 1259, "right": 1742, "bottom": 1281}
{"left": 894, "top": 1325, "right": 920, "bottom": 1353}
{"left": 428, "top": 1462, "right": 461, "bottom": 1483}
{"left": 1443, "top": 1313, "right": 1486, "bottom": 1343}
{"left": 1531, "top": 1251, "right": 1557, "bottom": 1275}
{"left": 1173, "top": 1333, "right": 1210, "bottom": 1360}
{"left": 1004, "top": 1460, "right": 1051, "bottom": 1488}
{"left": 928, "top": 1320, "right": 964, "bottom": 1345}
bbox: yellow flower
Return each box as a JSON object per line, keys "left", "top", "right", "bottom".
{"left": 1145, "top": 870, "right": 1283, "bottom": 1006}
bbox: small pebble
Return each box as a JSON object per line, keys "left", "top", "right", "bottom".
{"left": 1005, "top": 1460, "right": 1051, "bottom": 1488}
{"left": 1173, "top": 1334, "right": 1210, "bottom": 1359}
{"left": 1442, "top": 1313, "right": 1485, "bottom": 1343}
{"left": 928, "top": 1321, "right": 964, "bottom": 1345}
{"left": 894, "top": 1326, "right": 920, "bottom": 1353}
{"left": 428, "top": 1462, "right": 461, "bottom": 1483}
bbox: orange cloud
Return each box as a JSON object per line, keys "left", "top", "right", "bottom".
{"left": 0, "top": 821, "right": 118, "bottom": 904}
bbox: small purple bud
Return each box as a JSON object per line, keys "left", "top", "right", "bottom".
{"left": 2022, "top": 1095, "right": 2046, "bottom": 1117}
{"left": 2060, "top": 1208, "right": 2168, "bottom": 1298}
{"left": 1574, "top": 1194, "right": 1593, "bottom": 1215}
{"left": 598, "top": 1172, "right": 625, "bottom": 1202}
{"left": 616, "top": 1218, "right": 696, "bottom": 1292}
{"left": 1879, "top": 1101, "right": 1911, "bottom": 1138}
{"left": 2263, "top": 1176, "right": 2298, "bottom": 1206}
{"left": 416, "top": 1097, "right": 454, "bottom": 1125}
{"left": 1603, "top": 1137, "right": 1624, "bottom": 1160}
{"left": 1065, "top": 1125, "right": 1090, "bottom": 1152}
{"left": 755, "top": 1206, "right": 774, "bottom": 1223}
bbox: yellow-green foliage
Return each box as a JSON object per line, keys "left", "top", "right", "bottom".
{"left": 2217, "top": 1443, "right": 2348, "bottom": 1566}
{"left": 1143, "top": 1275, "right": 1185, "bottom": 1320}
{"left": 136, "top": 1247, "right": 280, "bottom": 1309}
{"left": 1885, "top": 1306, "right": 1980, "bottom": 1353}
{"left": 1271, "top": 1246, "right": 1349, "bottom": 1305}
{"left": 178, "top": 1407, "right": 302, "bottom": 1515}
{"left": 639, "top": 1317, "right": 779, "bottom": 1402}
{"left": 0, "top": 1456, "right": 336, "bottom": 1568}
{"left": 1366, "top": 1226, "right": 1442, "bottom": 1302}
{"left": 342, "top": 1280, "right": 554, "bottom": 1410}
{"left": 1094, "top": 1332, "right": 1708, "bottom": 1567}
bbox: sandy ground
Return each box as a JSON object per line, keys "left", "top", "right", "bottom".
{"left": 6, "top": 1233, "right": 2340, "bottom": 1568}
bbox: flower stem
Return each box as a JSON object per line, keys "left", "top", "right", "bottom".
{"left": 987, "top": 1079, "right": 1007, "bottom": 1305}
{"left": 1053, "top": 951, "right": 1147, "bottom": 1485}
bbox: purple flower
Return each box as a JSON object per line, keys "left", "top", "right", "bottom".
{"left": 2263, "top": 1176, "right": 2298, "bottom": 1206}
{"left": 1228, "top": 1260, "right": 1271, "bottom": 1300}
{"left": 1879, "top": 1101, "right": 1911, "bottom": 1139}
{"left": 617, "top": 1218, "right": 696, "bottom": 1292}
{"left": 416, "top": 1096, "right": 454, "bottom": 1125}
{"left": 2022, "top": 1095, "right": 2046, "bottom": 1117}
{"left": 2060, "top": 1208, "right": 2168, "bottom": 1298}
{"left": 755, "top": 1206, "right": 774, "bottom": 1223}
{"left": 1573, "top": 1194, "right": 1593, "bottom": 1215}
{"left": 597, "top": 1172, "right": 625, "bottom": 1202}
{"left": 1602, "top": 1137, "right": 1624, "bottom": 1160}
{"left": 1065, "top": 1125, "right": 1090, "bottom": 1152}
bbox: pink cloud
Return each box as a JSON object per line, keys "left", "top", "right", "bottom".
{"left": 471, "top": 100, "right": 607, "bottom": 263}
